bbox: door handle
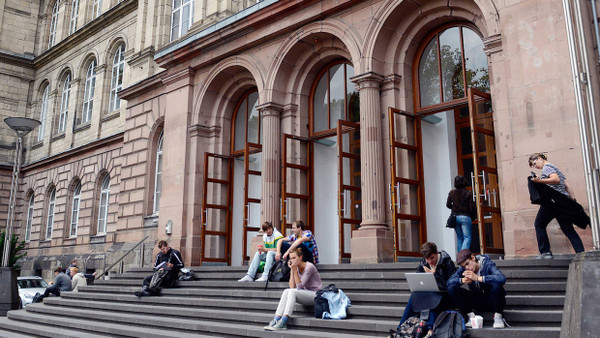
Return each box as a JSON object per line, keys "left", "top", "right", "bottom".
{"left": 395, "top": 183, "right": 401, "bottom": 213}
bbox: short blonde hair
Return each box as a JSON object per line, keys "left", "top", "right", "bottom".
{"left": 71, "top": 267, "right": 79, "bottom": 274}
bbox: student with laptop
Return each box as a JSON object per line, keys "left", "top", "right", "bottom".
{"left": 394, "top": 242, "right": 456, "bottom": 336}
{"left": 446, "top": 249, "right": 507, "bottom": 329}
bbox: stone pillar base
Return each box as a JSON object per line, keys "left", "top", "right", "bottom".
{"left": 0, "top": 267, "right": 19, "bottom": 315}
{"left": 350, "top": 227, "right": 394, "bottom": 264}
{"left": 561, "top": 251, "right": 600, "bottom": 338}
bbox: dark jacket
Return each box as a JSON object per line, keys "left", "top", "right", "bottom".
{"left": 528, "top": 177, "right": 589, "bottom": 229}
{"left": 446, "top": 188, "right": 476, "bottom": 218}
{"left": 417, "top": 250, "right": 456, "bottom": 291}
{"left": 154, "top": 248, "right": 184, "bottom": 275}
{"left": 447, "top": 254, "right": 506, "bottom": 293}
{"left": 54, "top": 272, "right": 73, "bottom": 292}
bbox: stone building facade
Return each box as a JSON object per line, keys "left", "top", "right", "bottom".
{"left": 1, "top": 0, "right": 598, "bottom": 278}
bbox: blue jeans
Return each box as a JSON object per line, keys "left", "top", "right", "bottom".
{"left": 246, "top": 251, "right": 276, "bottom": 278}
{"left": 455, "top": 215, "right": 472, "bottom": 253}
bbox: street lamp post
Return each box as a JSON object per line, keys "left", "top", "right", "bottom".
{"left": 0, "top": 117, "right": 40, "bottom": 315}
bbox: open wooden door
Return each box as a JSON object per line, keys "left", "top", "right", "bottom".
{"left": 468, "top": 88, "right": 504, "bottom": 254}
{"left": 337, "top": 120, "right": 361, "bottom": 262}
{"left": 243, "top": 142, "right": 262, "bottom": 262}
{"left": 201, "top": 153, "right": 233, "bottom": 264}
{"left": 281, "top": 134, "right": 311, "bottom": 235}
{"left": 388, "top": 108, "right": 426, "bottom": 259}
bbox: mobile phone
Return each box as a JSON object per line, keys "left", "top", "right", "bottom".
{"left": 530, "top": 171, "right": 537, "bottom": 178}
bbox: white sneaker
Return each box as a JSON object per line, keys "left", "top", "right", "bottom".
{"left": 493, "top": 313, "right": 505, "bottom": 329}
{"left": 256, "top": 275, "right": 269, "bottom": 282}
{"left": 238, "top": 275, "right": 254, "bottom": 282}
{"left": 465, "top": 312, "right": 476, "bottom": 328}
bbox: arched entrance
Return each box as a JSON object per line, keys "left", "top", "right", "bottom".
{"left": 391, "top": 23, "right": 503, "bottom": 256}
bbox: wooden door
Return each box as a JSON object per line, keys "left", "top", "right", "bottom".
{"left": 243, "top": 143, "right": 262, "bottom": 262}
{"left": 281, "top": 134, "right": 312, "bottom": 235}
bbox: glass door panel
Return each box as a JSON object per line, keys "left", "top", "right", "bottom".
{"left": 281, "top": 134, "right": 311, "bottom": 234}
{"left": 337, "top": 120, "right": 361, "bottom": 262}
{"left": 201, "top": 153, "right": 233, "bottom": 264}
{"left": 389, "top": 108, "right": 426, "bottom": 259}
{"left": 243, "top": 143, "right": 262, "bottom": 262}
{"left": 468, "top": 87, "right": 503, "bottom": 254}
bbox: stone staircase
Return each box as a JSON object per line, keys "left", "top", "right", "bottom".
{"left": 0, "top": 259, "right": 571, "bottom": 337}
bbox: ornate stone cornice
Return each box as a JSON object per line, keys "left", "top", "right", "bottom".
{"left": 483, "top": 34, "right": 503, "bottom": 56}
{"left": 256, "top": 102, "right": 284, "bottom": 118}
{"left": 189, "top": 124, "right": 221, "bottom": 138}
{"left": 281, "top": 103, "right": 298, "bottom": 119}
{"left": 382, "top": 74, "right": 402, "bottom": 92}
{"left": 162, "top": 67, "right": 195, "bottom": 87}
{"left": 350, "top": 72, "right": 384, "bottom": 89}
{"left": 128, "top": 47, "right": 156, "bottom": 68}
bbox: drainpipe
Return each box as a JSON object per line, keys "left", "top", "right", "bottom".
{"left": 562, "top": 0, "right": 600, "bottom": 250}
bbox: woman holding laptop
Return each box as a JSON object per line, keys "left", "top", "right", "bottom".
{"left": 391, "top": 242, "right": 456, "bottom": 337}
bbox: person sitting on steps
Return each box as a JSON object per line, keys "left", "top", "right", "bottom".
{"left": 238, "top": 221, "right": 284, "bottom": 282}
{"left": 275, "top": 220, "right": 319, "bottom": 264}
{"left": 33, "top": 267, "right": 72, "bottom": 303}
{"left": 446, "top": 249, "right": 508, "bottom": 329}
{"left": 263, "top": 247, "right": 322, "bottom": 331}
{"left": 134, "top": 240, "right": 184, "bottom": 297}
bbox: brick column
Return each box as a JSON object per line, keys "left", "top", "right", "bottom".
{"left": 350, "top": 72, "right": 393, "bottom": 263}
{"left": 256, "top": 102, "right": 283, "bottom": 228}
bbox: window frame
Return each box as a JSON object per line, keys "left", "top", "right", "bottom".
{"left": 58, "top": 73, "right": 71, "bottom": 133}
{"left": 82, "top": 60, "right": 96, "bottom": 124}
{"left": 97, "top": 175, "right": 110, "bottom": 234}
{"left": 170, "top": 0, "right": 194, "bottom": 41}
{"left": 38, "top": 86, "right": 49, "bottom": 142}
{"left": 230, "top": 89, "right": 261, "bottom": 156}
{"left": 48, "top": 1, "right": 59, "bottom": 48}
{"left": 108, "top": 44, "right": 125, "bottom": 112}
{"left": 70, "top": 182, "right": 81, "bottom": 237}
{"left": 25, "top": 194, "right": 34, "bottom": 242}
{"left": 153, "top": 132, "right": 164, "bottom": 214}
{"left": 92, "top": 0, "right": 102, "bottom": 19}
{"left": 46, "top": 188, "right": 56, "bottom": 240}
{"left": 69, "top": 0, "right": 79, "bottom": 34}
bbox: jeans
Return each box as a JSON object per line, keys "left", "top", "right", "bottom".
{"left": 455, "top": 215, "right": 472, "bottom": 253}
{"left": 534, "top": 205, "right": 585, "bottom": 254}
{"left": 275, "top": 288, "right": 316, "bottom": 317}
{"left": 447, "top": 282, "right": 506, "bottom": 317}
{"left": 246, "top": 250, "right": 276, "bottom": 278}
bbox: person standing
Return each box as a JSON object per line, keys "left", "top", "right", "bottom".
{"left": 238, "top": 221, "right": 284, "bottom": 282}
{"left": 446, "top": 176, "right": 476, "bottom": 253}
{"left": 529, "top": 153, "right": 585, "bottom": 259}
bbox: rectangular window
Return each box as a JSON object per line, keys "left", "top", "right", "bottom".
{"left": 48, "top": 2, "right": 59, "bottom": 48}
{"left": 109, "top": 45, "right": 125, "bottom": 112}
{"left": 97, "top": 176, "right": 110, "bottom": 234}
{"left": 38, "top": 87, "right": 49, "bottom": 141}
{"left": 25, "top": 196, "right": 34, "bottom": 242}
{"left": 58, "top": 75, "right": 70, "bottom": 133}
{"left": 70, "top": 184, "right": 81, "bottom": 237}
{"left": 82, "top": 61, "right": 96, "bottom": 123}
{"left": 170, "top": 0, "right": 193, "bottom": 41}
{"left": 92, "top": 0, "right": 102, "bottom": 19}
{"left": 46, "top": 190, "right": 56, "bottom": 240}
{"left": 69, "top": 0, "right": 79, "bottom": 34}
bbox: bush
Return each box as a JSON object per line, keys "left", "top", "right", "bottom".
{"left": 0, "top": 230, "right": 26, "bottom": 269}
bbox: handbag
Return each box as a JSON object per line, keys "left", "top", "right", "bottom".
{"left": 446, "top": 213, "right": 457, "bottom": 228}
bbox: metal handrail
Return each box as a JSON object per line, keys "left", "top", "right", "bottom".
{"left": 96, "top": 235, "right": 149, "bottom": 280}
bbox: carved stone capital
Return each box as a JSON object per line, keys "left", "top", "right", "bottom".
{"left": 483, "top": 34, "right": 503, "bottom": 56}
{"left": 189, "top": 124, "right": 221, "bottom": 138}
{"left": 350, "top": 72, "right": 384, "bottom": 90}
{"left": 256, "top": 102, "right": 284, "bottom": 118}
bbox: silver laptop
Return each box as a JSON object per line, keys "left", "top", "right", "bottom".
{"left": 405, "top": 272, "right": 441, "bottom": 292}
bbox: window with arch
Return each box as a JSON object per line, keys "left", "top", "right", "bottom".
{"left": 48, "top": 1, "right": 59, "bottom": 48}
{"left": 153, "top": 132, "right": 163, "bottom": 214}
{"left": 58, "top": 73, "right": 71, "bottom": 133}
{"left": 232, "top": 89, "right": 260, "bottom": 153}
{"left": 92, "top": 0, "right": 102, "bottom": 19}
{"left": 70, "top": 181, "right": 81, "bottom": 237}
{"left": 25, "top": 194, "right": 34, "bottom": 242}
{"left": 97, "top": 175, "right": 110, "bottom": 234}
{"left": 82, "top": 60, "right": 96, "bottom": 123}
{"left": 170, "top": 0, "right": 193, "bottom": 41}
{"left": 38, "top": 85, "right": 49, "bottom": 142}
{"left": 311, "top": 61, "right": 360, "bottom": 135}
{"left": 69, "top": 0, "right": 79, "bottom": 34}
{"left": 46, "top": 188, "right": 56, "bottom": 240}
{"left": 109, "top": 44, "right": 125, "bottom": 112}
{"left": 416, "top": 24, "right": 489, "bottom": 109}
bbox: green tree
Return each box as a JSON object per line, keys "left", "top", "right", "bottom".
{"left": 0, "top": 230, "right": 27, "bottom": 269}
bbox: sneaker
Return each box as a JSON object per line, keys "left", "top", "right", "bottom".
{"left": 238, "top": 275, "right": 254, "bottom": 282}
{"left": 269, "top": 318, "right": 288, "bottom": 331}
{"left": 536, "top": 252, "right": 553, "bottom": 260}
{"left": 256, "top": 275, "right": 269, "bottom": 282}
{"left": 134, "top": 290, "right": 149, "bottom": 297}
{"left": 464, "top": 312, "right": 476, "bottom": 328}
{"left": 493, "top": 313, "right": 505, "bottom": 329}
{"left": 263, "top": 318, "right": 278, "bottom": 330}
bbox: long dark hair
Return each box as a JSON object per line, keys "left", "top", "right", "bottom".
{"left": 454, "top": 175, "right": 469, "bottom": 189}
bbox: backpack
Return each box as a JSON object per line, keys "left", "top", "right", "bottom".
{"left": 314, "top": 290, "right": 330, "bottom": 318}
{"left": 388, "top": 316, "right": 424, "bottom": 338}
{"left": 432, "top": 310, "right": 468, "bottom": 338}
{"left": 263, "top": 259, "right": 290, "bottom": 291}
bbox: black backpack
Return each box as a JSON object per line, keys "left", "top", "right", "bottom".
{"left": 314, "top": 284, "right": 338, "bottom": 318}
{"left": 432, "top": 310, "right": 468, "bottom": 338}
{"left": 263, "top": 259, "right": 290, "bottom": 291}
